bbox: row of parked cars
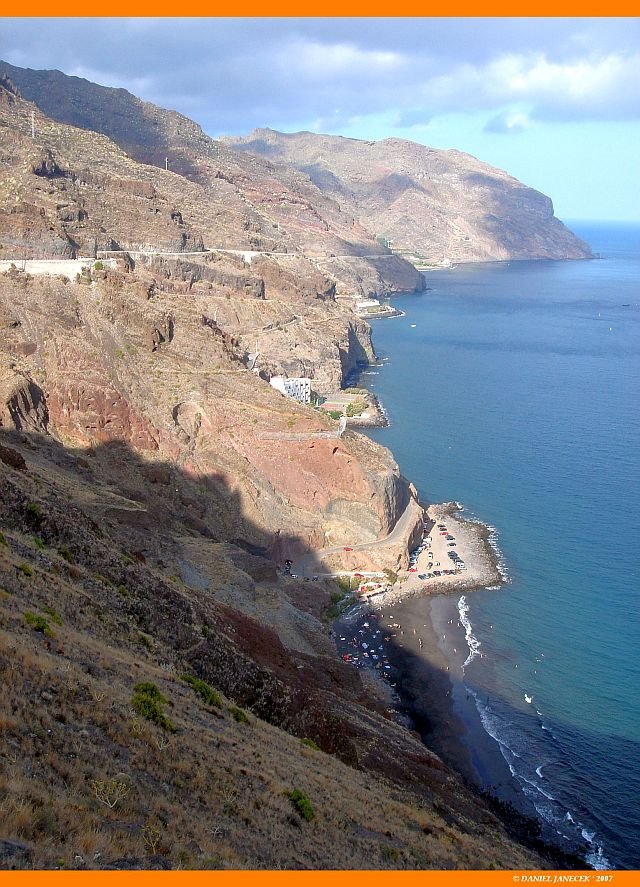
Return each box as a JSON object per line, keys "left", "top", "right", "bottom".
{"left": 408, "top": 521, "right": 466, "bottom": 579}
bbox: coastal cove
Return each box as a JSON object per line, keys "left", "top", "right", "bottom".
{"left": 343, "top": 222, "right": 640, "bottom": 870}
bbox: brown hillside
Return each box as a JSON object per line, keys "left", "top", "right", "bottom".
{"left": 226, "top": 129, "right": 593, "bottom": 265}
{"left": 0, "top": 430, "right": 548, "bottom": 870}
{"left": 0, "top": 62, "right": 424, "bottom": 299}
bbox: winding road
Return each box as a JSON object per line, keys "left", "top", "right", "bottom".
{"left": 294, "top": 498, "right": 426, "bottom": 578}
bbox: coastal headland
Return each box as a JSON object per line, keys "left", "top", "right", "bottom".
{"left": 295, "top": 501, "right": 505, "bottom": 604}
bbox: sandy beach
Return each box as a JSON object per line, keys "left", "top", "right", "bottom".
{"left": 333, "top": 502, "right": 539, "bottom": 824}
{"left": 358, "top": 501, "right": 505, "bottom": 608}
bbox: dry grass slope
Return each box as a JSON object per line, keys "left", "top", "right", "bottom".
{"left": 0, "top": 435, "right": 544, "bottom": 871}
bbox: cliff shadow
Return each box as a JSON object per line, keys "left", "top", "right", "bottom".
{"left": 0, "top": 427, "right": 330, "bottom": 612}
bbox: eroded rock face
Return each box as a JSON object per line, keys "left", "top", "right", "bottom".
{"left": 0, "top": 269, "right": 415, "bottom": 557}
{"left": 47, "top": 379, "right": 160, "bottom": 451}
{"left": 0, "top": 372, "right": 49, "bottom": 433}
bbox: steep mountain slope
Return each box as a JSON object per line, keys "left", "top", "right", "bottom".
{"left": 0, "top": 430, "right": 556, "bottom": 870}
{"left": 0, "top": 61, "right": 424, "bottom": 298}
{"left": 226, "top": 129, "right": 593, "bottom": 265}
{"left": 0, "top": 75, "right": 427, "bottom": 568}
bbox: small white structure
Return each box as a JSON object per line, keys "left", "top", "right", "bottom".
{"left": 269, "top": 376, "right": 312, "bottom": 405}
{"left": 355, "top": 298, "right": 381, "bottom": 311}
{"left": 247, "top": 351, "right": 260, "bottom": 372}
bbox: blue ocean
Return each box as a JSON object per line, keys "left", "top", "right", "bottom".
{"left": 358, "top": 222, "right": 640, "bottom": 869}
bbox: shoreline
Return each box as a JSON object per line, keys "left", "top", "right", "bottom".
{"left": 333, "top": 536, "right": 589, "bottom": 869}
{"left": 333, "top": 498, "right": 510, "bottom": 778}
{"left": 357, "top": 501, "right": 506, "bottom": 608}
{"left": 330, "top": 274, "right": 598, "bottom": 868}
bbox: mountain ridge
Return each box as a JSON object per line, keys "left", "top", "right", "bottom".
{"left": 226, "top": 127, "right": 592, "bottom": 265}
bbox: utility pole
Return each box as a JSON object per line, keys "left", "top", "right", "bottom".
{"left": 165, "top": 156, "right": 168, "bottom": 171}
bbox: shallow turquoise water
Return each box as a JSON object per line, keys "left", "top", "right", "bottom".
{"left": 359, "top": 222, "right": 640, "bottom": 868}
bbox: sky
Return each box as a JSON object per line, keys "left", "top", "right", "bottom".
{"left": 1, "top": 17, "right": 639, "bottom": 221}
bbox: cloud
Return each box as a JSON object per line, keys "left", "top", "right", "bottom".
{"left": 484, "top": 52, "right": 640, "bottom": 121}
{"left": 393, "top": 108, "right": 433, "bottom": 128}
{"left": 402, "top": 51, "right": 640, "bottom": 122}
{"left": 0, "top": 17, "right": 639, "bottom": 135}
{"left": 484, "top": 110, "right": 534, "bottom": 134}
{"left": 287, "top": 40, "right": 404, "bottom": 78}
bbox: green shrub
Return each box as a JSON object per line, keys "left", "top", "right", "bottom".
{"left": 33, "top": 535, "right": 45, "bottom": 550}
{"left": 43, "top": 605, "right": 63, "bottom": 626}
{"left": 25, "top": 502, "right": 43, "bottom": 527}
{"left": 24, "top": 611, "right": 53, "bottom": 636}
{"left": 300, "top": 738, "right": 320, "bottom": 751}
{"left": 93, "top": 572, "right": 115, "bottom": 586}
{"left": 131, "top": 682, "right": 176, "bottom": 732}
{"left": 18, "top": 563, "right": 33, "bottom": 577}
{"left": 0, "top": 531, "right": 7, "bottom": 546}
{"left": 328, "top": 410, "right": 342, "bottom": 420}
{"left": 182, "top": 673, "right": 222, "bottom": 709}
{"left": 383, "top": 568, "right": 398, "bottom": 585}
{"left": 93, "top": 260, "right": 104, "bottom": 271}
{"left": 380, "top": 844, "right": 399, "bottom": 862}
{"left": 285, "top": 789, "right": 315, "bottom": 822}
{"left": 228, "top": 705, "right": 249, "bottom": 724}
{"left": 57, "top": 545, "right": 74, "bottom": 563}
{"left": 334, "top": 575, "right": 357, "bottom": 595}
{"left": 326, "top": 586, "right": 351, "bottom": 619}
{"left": 345, "top": 400, "right": 367, "bottom": 418}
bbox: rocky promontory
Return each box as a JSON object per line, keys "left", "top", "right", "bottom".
{"left": 227, "top": 129, "right": 593, "bottom": 265}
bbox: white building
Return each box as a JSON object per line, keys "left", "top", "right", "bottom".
{"left": 269, "top": 376, "right": 312, "bottom": 405}
{"left": 355, "top": 298, "right": 381, "bottom": 310}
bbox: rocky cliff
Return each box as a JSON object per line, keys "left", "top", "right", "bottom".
{"left": 0, "top": 62, "right": 425, "bottom": 299}
{"left": 226, "top": 129, "right": 593, "bottom": 265}
{"left": 0, "top": 261, "right": 409, "bottom": 559}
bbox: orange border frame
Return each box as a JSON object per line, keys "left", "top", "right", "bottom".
{"left": 4, "top": 3, "right": 640, "bottom": 15}
{"left": 3, "top": 866, "right": 640, "bottom": 883}
{"left": 2, "top": 5, "right": 639, "bottom": 885}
